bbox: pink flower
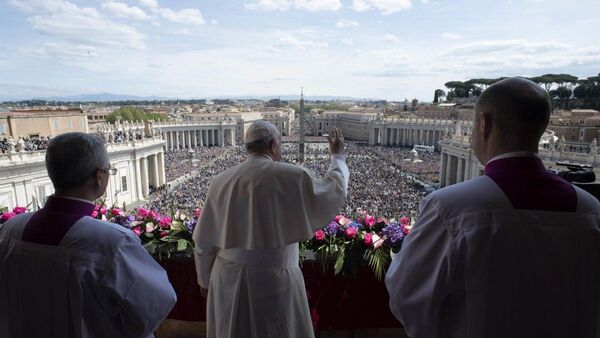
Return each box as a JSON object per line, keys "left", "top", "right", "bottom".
{"left": 334, "top": 215, "right": 343, "bottom": 222}
{"left": 314, "top": 230, "right": 326, "bottom": 241}
{"left": 194, "top": 208, "right": 202, "bottom": 218}
{"left": 137, "top": 208, "right": 149, "bottom": 218}
{"left": 12, "top": 206, "right": 27, "bottom": 215}
{"left": 111, "top": 208, "right": 121, "bottom": 216}
{"left": 132, "top": 226, "right": 142, "bottom": 237}
{"left": 159, "top": 230, "right": 169, "bottom": 238}
{"left": 365, "top": 215, "right": 376, "bottom": 228}
{"left": 1, "top": 212, "right": 16, "bottom": 222}
{"left": 159, "top": 216, "right": 172, "bottom": 228}
{"left": 400, "top": 217, "right": 411, "bottom": 226}
{"left": 91, "top": 211, "right": 98, "bottom": 218}
{"left": 99, "top": 207, "right": 107, "bottom": 215}
{"left": 150, "top": 210, "right": 160, "bottom": 221}
{"left": 345, "top": 227, "right": 357, "bottom": 239}
{"left": 363, "top": 233, "right": 373, "bottom": 246}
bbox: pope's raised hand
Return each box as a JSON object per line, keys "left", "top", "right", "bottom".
{"left": 326, "top": 128, "right": 345, "bottom": 155}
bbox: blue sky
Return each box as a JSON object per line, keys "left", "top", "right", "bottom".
{"left": 1, "top": 0, "right": 599, "bottom": 101}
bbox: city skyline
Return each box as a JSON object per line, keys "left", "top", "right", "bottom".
{"left": 1, "top": 0, "right": 599, "bottom": 101}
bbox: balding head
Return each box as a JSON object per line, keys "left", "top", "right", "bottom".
{"left": 472, "top": 77, "right": 551, "bottom": 164}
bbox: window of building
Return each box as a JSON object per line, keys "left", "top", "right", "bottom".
{"left": 67, "top": 120, "right": 73, "bottom": 128}
{"left": 0, "top": 123, "right": 6, "bottom": 134}
{"left": 53, "top": 120, "right": 59, "bottom": 129}
{"left": 121, "top": 176, "right": 128, "bottom": 192}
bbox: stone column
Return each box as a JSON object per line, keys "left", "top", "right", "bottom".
{"left": 140, "top": 157, "right": 149, "bottom": 198}
{"left": 135, "top": 157, "right": 143, "bottom": 200}
{"left": 209, "top": 130, "right": 214, "bottom": 146}
{"left": 440, "top": 152, "right": 448, "bottom": 187}
{"left": 152, "top": 154, "right": 160, "bottom": 188}
{"left": 447, "top": 155, "right": 458, "bottom": 186}
{"left": 168, "top": 132, "right": 173, "bottom": 150}
{"left": 457, "top": 157, "right": 465, "bottom": 183}
{"left": 158, "top": 152, "right": 166, "bottom": 185}
{"left": 175, "top": 131, "right": 180, "bottom": 149}
{"left": 192, "top": 130, "right": 198, "bottom": 148}
{"left": 203, "top": 130, "right": 208, "bottom": 146}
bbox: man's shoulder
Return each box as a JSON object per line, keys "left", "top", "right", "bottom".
{"left": 426, "top": 176, "right": 508, "bottom": 217}
{"left": 573, "top": 185, "right": 600, "bottom": 215}
{"left": 74, "top": 216, "right": 137, "bottom": 242}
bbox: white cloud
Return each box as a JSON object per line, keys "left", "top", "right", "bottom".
{"left": 245, "top": 0, "right": 292, "bottom": 11}
{"left": 336, "top": 19, "right": 359, "bottom": 28}
{"left": 294, "top": 0, "right": 341, "bottom": 11}
{"left": 384, "top": 34, "right": 399, "bottom": 43}
{"left": 276, "top": 35, "right": 328, "bottom": 49}
{"left": 138, "top": 0, "right": 159, "bottom": 10}
{"left": 341, "top": 38, "right": 354, "bottom": 45}
{"left": 172, "top": 28, "right": 190, "bottom": 35}
{"left": 441, "top": 32, "right": 462, "bottom": 40}
{"left": 439, "top": 39, "right": 570, "bottom": 57}
{"left": 33, "top": 43, "right": 97, "bottom": 59}
{"left": 102, "top": 1, "right": 151, "bottom": 21}
{"left": 159, "top": 8, "right": 204, "bottom": 25}
{"left": 245, "top": 0, "right": 341, "bottom": 11}
{"left": 211, "top": 19, "right": 218, "bottom": 25}
{"left": 11, "top": 0, "right": 146, "bottom": 49}
{"left": 351, "top": 0, "right": 412, "bottom": 14}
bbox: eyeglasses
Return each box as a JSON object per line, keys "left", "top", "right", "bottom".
{"left": 101, "top": 166, "right": 118, "bottom": 176}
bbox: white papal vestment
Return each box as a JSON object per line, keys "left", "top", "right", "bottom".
{"left": 0, "top": 213, "right": 177, "bottom": 338}
{"left": 386, "top": 156, "right": 600, "bottom": 338}
{"left": 193, "top": 153, "right": 349, "bottom": 338}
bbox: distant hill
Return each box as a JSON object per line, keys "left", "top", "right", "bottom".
{"left": 1, "top": 93, "right": 384, "bottom": 103}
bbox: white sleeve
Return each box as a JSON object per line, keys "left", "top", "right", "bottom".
{"left": 100, "top": 234, "right": 177, "bottom": 338}
{"left": 193, "top": 241, "right": 218, "bottom": 289}
{"left": 385, "top": 194, "right": 457, "bottom": 338}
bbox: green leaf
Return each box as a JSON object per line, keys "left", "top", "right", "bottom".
{"left": 177, "top": 239, "right": 188, "bottom": 252}
{"left": 334, "top": 245, "right": 345, "bottom": 275}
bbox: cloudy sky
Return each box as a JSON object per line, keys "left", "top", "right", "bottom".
{"left": 1, "top": 0, "right": 599, "bottom": 101}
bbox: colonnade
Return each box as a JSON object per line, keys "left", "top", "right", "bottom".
{"left": 161, "top": 128, "right": 235, "bottom": 151}
{"left": 134, "top": 152, "right": 166, "bottom": 199}
{"left": 383, "top": 128, "right": 447, "bottom": 148}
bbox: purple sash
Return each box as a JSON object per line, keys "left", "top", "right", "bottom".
{"left": 485, "top": 156, "right": 577, "bottom": 212}
{"left": 22, "top": 196, "right": 95, "bottom": 246}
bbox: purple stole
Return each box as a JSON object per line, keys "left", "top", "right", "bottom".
{"left": 22, "top": 196, "right": 95, "bottom": 246}
{"left": 484, "top": 156, "right": 577, "bottom": 212}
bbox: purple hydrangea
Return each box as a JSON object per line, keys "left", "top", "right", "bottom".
{"left": 347, "top": 221, "right": 363, "bottom": 229}
{"left": 325, "top": 222, "right": 341, "bottom": 236}
{"left": 382, "top": 222, "right": 406, "bottom": 245}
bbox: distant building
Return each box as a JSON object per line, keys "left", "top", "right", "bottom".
{"left": 0, "top": 108, "right": 89, "bottom": 139}
{"left": 549, "top": 109, "right": 600, "bottom": 146}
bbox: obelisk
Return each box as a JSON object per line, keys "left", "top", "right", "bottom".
{"left": 299, "top": 87, "right": 305, "bottom": 163}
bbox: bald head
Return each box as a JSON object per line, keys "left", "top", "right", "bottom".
{"left": 475, "top": 77, "right": 551, "bottom": 141}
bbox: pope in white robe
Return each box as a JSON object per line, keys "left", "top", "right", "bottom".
{"left": 193, "top": 122, "right": 349, "bottom": 338}
{"left": 386, "top": 78, "right": 600, "bottom": 338}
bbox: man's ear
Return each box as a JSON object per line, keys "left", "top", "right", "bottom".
{"left": 94, "top": 168, "right": 104, "bottom": 187}
{"left": 481, "top": 112, "right": 493, "bottom": 141}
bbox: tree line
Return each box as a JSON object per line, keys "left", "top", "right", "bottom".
{"left": 106, "top": 107, "right": 169, "bottom": 123}
{"left": 434, "top": 74, "right": 600, "bottom": 110}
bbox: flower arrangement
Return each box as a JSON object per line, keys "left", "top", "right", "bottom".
{"left": 92, "top": 203, "right": 199, "bottom": 259}
{"left": 301, "top": 213, "right": 412, "bottom": 280}
{"left": 2, "top": 202, "right": 412, "bottom": 280}
{"left": 0, "top": 206, "right": 27, "bottom": 224}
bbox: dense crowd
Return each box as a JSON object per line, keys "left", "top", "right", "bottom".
{"left": 147, "top": 147, "right": 246, "bottom": 213}
{"left": 147, "top": 142, "right": 440, "bottom": 220}
{"left": 0, "top": 136, "right": 51, "bottom": 153}
{"left": 164, "top": 147, "right": 233, "bottom": 182}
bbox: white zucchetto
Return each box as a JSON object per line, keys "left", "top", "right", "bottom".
{"left": 244, "top": 121, "right": 280, "bottom": 143}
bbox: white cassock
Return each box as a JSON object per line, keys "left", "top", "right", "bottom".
{"left": 193, "top": 153, "right": 349, "bottom": 338}
{"left": 0, "top": 213, "right": 177, "bottom": 338}
{"left": 385, "top": 155, "right": 600, "bottom": 338}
